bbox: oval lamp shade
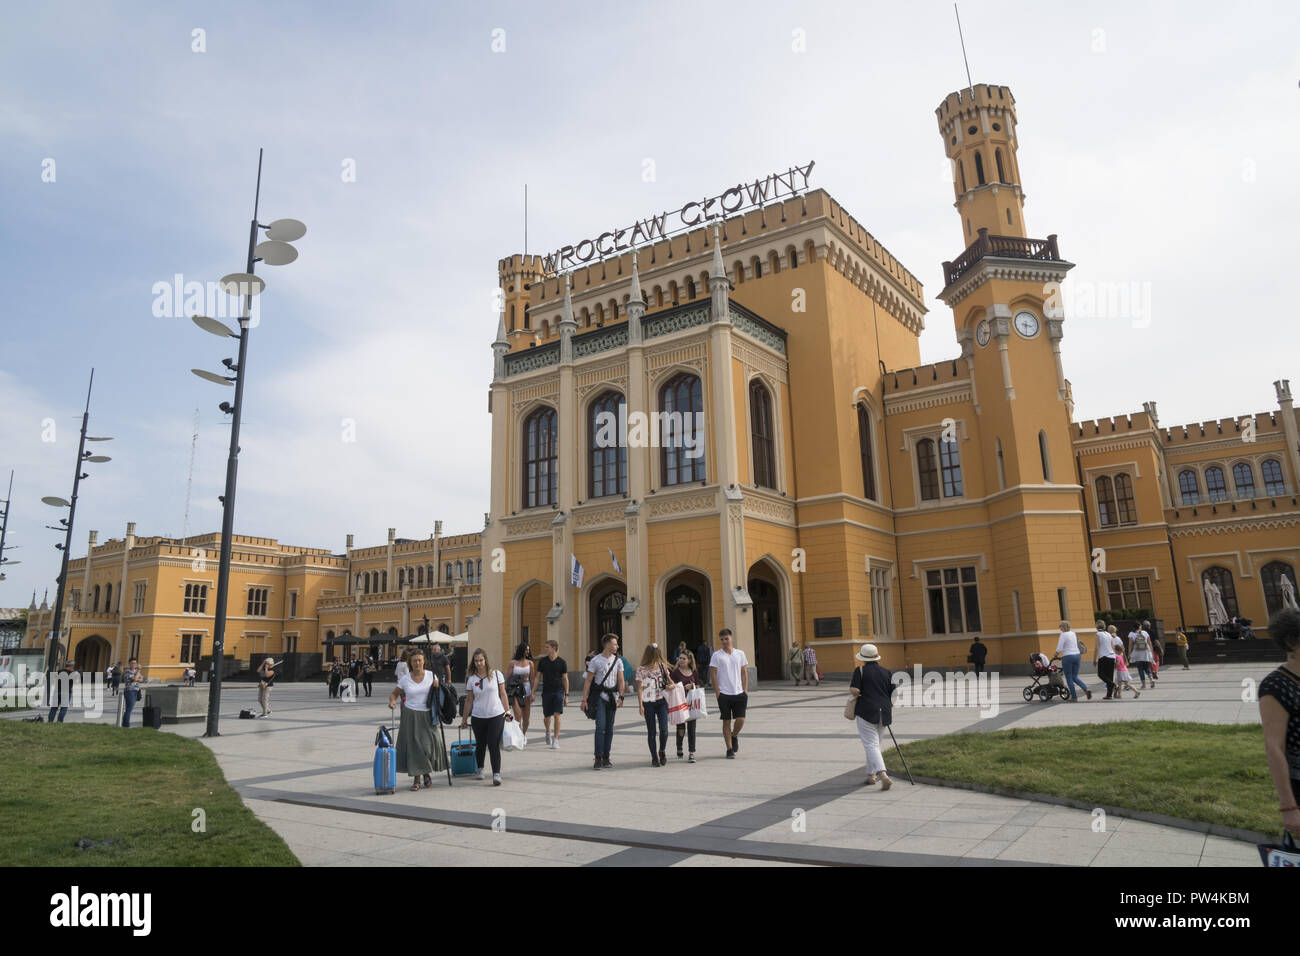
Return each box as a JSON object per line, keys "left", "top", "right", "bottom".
{"left": 255, "top": 240, "right": 298, "bottom": 265}
{"left": 265, "top": 218, "right": 306, "bottom": 242}
{"left": 192, "top": 368, "right": 234, "bottom": 386}
{"left": 192, "top": 314, "right": 237, "bottom": 338}
{"left": 85, "top": 455, "right": 111, "bottom": 463}
{"left": 42, "top": 496, "right": 70, "bottom": 508}
{"left": 219, "top": 273, "right": 265, "bottom": 297}
{"left": 86, "top": 436, "right": 113, "bottom": 441}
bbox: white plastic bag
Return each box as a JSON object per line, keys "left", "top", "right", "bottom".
{"left": 686, "top": 687, "right": 707, "bottom": 720}
{"left": 501, "top": 718, "right": 526, "bottom": 751}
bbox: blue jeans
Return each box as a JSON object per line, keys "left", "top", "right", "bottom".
{"left": 1134, "top": 661, "right": 1152, "bottom": 684}
{"left": 122, "top": 688, "right": 138, "bottom": 727}
{"left": 593, "top": 697, "right": 617, "bottom": 755}
{"left": 643, "top": 698, "right": 668, "bottom": 756}
{"left": 48, "top": 706, "right": 69, "bottom": 723}
{"left": 1061, "top": 653, "right": 1088, "bottom": 698}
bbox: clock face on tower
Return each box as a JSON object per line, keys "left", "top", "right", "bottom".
{"left": 975, "top": 319, "right": 991, "bottom": 347}
{"left": 1013, "top": 310, "right": 1040, "bottom": 339}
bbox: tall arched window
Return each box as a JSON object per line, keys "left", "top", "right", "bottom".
{"left": 788, "top": 248, "right": 798, "bottom": 270}
{"left": 1262, "top": 459, "right": 1286, "bottom": 496}
{"left": 508, "top": 304, "right": 515, "bottom": 331}
{"left": 397, "top": 569, "right": 405, "bottom": 589}
{"left": 974, "top": 152, "right": 986, "bottom": 185}
{"left": 916, "top": 438, "right": 940, "bottom": 501}
{"left": 416, "top": 566, "right": 424, "bottom": 587}
{"left": 1114, "top": 473, "right": 1136, "bottom": 524}
{"left": 523, "top": 406, "right": 558, "bottom": 508}
{"left": 958, "top": 160, "right": 967, "bottom": 192}
{"left": 995, "top": 149, "right": 1006, "bottom": 183}
{"left": 659, "top": 373, "right": 706, "bottom": 486}
{"left": 466, "top": 561, "right": 475, "bottom": 585}
{"left": 1095, "top": 476, "right": 1116, "bottom": 527}
{"left": 939, "top": 438, "right": 964, "bottom": 497}
{"left": 1038, "top": 430, "right": 1052, "bottom": 482}
{"left": 1201, "top": 566, "right": 1239, "bottom": 619}
{"left": 356, "top": 572, "right": 365, "bottom": 593}
{"left": 381, "top": 571, "right": 387, "bottom": 591}
{"left": 857, "top": 403, "right": 876, "bottom": 501}
{"left": 686, "top": 276, "right": 696, "bottom": 300}
{"left": 104, "top": 583, "right": 112, "bottom": 613}
{"left": 445, "top": 562, "right": 453, "bottom": 584}
{"left": 1262, "top": 561, "right": 1299, "bottom": 616}
{"left": 1205, "top": 466, "right": 1228, "bottom": 502}
{"left": 456, "top": 560, "right": 463, "bottom": 580}
{"left": 93, "top": 585, "right": 101, "bottom": 611}
{"left": 427, "top": 564, "right": 434, "bottom": 586}
{"left": 476, "top": 559, "right": 482, "bottom": 581}
{"left": 589, "top": 391, "right": 627, "bottom": 498}
{"left": 1232, "top": 462, "right": 1255, "bottom": 498}
{"left": 1178, "top": 470, "right": 1201, "bottom": 505}
{"left": 750, "top": 380, "right": 776, "bottom": 490}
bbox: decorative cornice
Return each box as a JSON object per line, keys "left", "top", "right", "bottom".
{"left": 573, "top": 504, "right": 625, "bottom": 529}
{"left": 742, "top": 491, "right": 796, "bottom": 526}
{"left": 1170, "top": 515, "right": 1300, "bottom": 538}
{"left": 644, "top": 306, "right": 710, "bottom": 340}
{"left": 884, "top": 384, "right": 974, "bottom": 416}
{"left": 646, "top": 490, "right": 717, "bottom": 520}
{"left": 502, "top": 514, "right": 555, "bottom": 539}
{"left": 939, "top": 257, "right": 1075, "bottom": 308}
{"left": 504, "top": 342, "right": 560, "bottom": 377}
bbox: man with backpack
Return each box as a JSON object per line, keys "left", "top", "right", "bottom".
{"left": 581, "top": 634, "right": 625, "bottom": 769}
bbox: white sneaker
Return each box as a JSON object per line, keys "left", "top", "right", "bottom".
{"left": 492, "top": 773, "right": 502, "bottom": 786}
{"left": 474, "top": 769, "right": 484, "bottom": 780}
{"left": 550, "top": 740, "right": 559, "bottom": 750}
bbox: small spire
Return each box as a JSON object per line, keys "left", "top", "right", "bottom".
{"left": 494, "top": 303, "right": 508, "bottom": 345}
{"left": 629, "top": 249, "right": 642, "bottom": 304}
{"left": 711, "top": 223, "right": 726, "bottom": 279}
{"left": 41, "top": 588, "right": 48, "bottom": 609}
{"left": 560, "top": 272, "right": 575, "bottom": 327}
{"left": 29, "top": 590, "right": 37, "bottom": 610}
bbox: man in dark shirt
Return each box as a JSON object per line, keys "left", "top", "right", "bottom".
{"left": 531, "top": 639, "right": 569, "bottom": 749}
{"left": 696, "top": 641, "right": 712, "bottom": 688}
{"left": 427, "top": 642, "right": 452, "bottom": 687}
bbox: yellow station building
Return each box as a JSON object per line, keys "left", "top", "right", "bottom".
{"left": 25, "top": 83, "right": 1299, "bottom": 679}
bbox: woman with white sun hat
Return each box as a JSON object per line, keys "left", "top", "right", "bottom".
{"left": 850, "top": 643, "right": 895, "bottom": 790}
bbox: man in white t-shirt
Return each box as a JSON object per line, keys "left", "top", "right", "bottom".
{"left": 708, "top": 628, "right": 749, "bottom": 759}
{"left": 1094, "top": 619, "right": 1117, "bottom": 700}
{"left": 581, "top": 634, "right": 625, "bottom": 770}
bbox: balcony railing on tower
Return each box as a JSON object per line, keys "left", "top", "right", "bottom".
{"left": 943, "top": 228, "right": 1062, "bottom": 287}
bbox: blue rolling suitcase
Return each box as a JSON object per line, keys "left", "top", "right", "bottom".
{"left": 450, "top": 726, "right": 477, "bottom": 777}
{"left": 373, "top": 717, "right": 396, "bottom": 794}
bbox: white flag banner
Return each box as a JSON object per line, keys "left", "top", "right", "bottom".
{"left": 571, "top": 554, "right": 584, "bottom": 589}
{"left": 608, "top": 548, "right": 623, "bottom": 576}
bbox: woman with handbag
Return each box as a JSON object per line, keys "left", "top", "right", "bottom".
{"left": 1260, "top": 608, "right": 1300, "bottom": 841}
{"left": 506, "top": 642, "right": 536, "bottom": 737}
{"left": 670, "top": 650, "right": 701, "bottom": 762}
{"left": 387, "top": 649, "right": 445, "bottom": 791}
{"left": 848, "top": 644, "right": 893, "bottom": 789}
{"left": 636, "top": 644, "right": 677, "bottom": 767}
{"left": 460, "top": 648, "right": 513, "bottom": 785}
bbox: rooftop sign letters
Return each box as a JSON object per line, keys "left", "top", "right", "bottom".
{"left": 542, "top": 161, "right": 815, "bottom": 275}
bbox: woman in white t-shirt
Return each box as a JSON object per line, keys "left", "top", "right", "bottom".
{"left": 387, "top": 650, "right": 445, "bottom": 790}
{"left": 459, "top": 647, "right": 513, "bottom": 785}
{"left": 1053, "top": 620, "right": 1092, "bottom": 703}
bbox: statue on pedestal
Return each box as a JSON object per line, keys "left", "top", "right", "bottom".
{"left": 1203, "top": 577, "right": 1230, "bottom": 628}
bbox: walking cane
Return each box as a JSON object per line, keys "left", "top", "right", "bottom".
{"left": 885, "top": 723, "right": 915, "bottom": 785}
{"left": 437, "top": 685, "right": 452, "bottom": 787}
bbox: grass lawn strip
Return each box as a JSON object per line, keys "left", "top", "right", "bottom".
{"left": 0, "top": 722, "right": 299, "bottom": 866}
{"left": 884, "top": 720, "right": 1277, "bottom": 837}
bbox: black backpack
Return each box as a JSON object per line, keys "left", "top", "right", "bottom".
{"left": 437, "top": 683, "right": 459, "bottom": 725}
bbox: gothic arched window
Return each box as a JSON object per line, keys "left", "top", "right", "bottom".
{"left": 750, "top": 380, "right": 776, "bottom": 490}
{"left": 523, "top": 406, "right": 558, "bottom": 508}
{"left": 659, "top": 373, "right": 706, "bottom": 487}
{"left": 589, "top": 391, "right": 627, "bottom": 499}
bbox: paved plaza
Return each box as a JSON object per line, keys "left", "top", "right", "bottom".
{"left": 12, "top": 662, "right": 1273, "bottom": 866}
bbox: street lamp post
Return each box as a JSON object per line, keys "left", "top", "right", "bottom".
{"left": 41, "top": 370, "right": 113, "bottom": 674}
{"left": 0, "top": 471, "right": 20, "bottom": 583}
{"left": 194, "top": 149, "right": 304, "bottom": 738}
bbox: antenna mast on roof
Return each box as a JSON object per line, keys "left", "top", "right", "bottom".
{"left": 954, "top": 3, "right": 975, "bottom": 97}
{"left": 182, "top": 408, "right": 199, "bottom": 541}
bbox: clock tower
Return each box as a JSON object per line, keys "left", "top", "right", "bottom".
{"left": 936, "top": 83, "right": 1098, "bottom": 640}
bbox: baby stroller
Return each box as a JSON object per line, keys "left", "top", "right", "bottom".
{"left": 1023, "top": 654, "right": 1070, "bottom": 701}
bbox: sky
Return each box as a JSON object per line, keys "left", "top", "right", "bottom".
{"left": 2, "top": 0, "right": 1298, "bottom": 606}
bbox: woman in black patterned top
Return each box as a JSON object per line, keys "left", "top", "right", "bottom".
{"left": 1259, "top": 608, "right": 1300, "bottom": 839}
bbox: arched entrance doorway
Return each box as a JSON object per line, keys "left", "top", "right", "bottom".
{"left": 516, "top": 581, "right": 553, "bottom": 657}
{"left": 748, "top": 562, "right": 784, "bottom": 680}
{"left": 74, "top": 635, "right": 112, "bottom": 674}
{"left": 661, "top": 569, "right": 711, "bottom": 660}
{"left": 590, "top": 582, "right": 625, "bottom": 655}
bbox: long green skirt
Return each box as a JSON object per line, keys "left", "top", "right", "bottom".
{"left": 396, "top": 706, "right": 447, "bottom": 776}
